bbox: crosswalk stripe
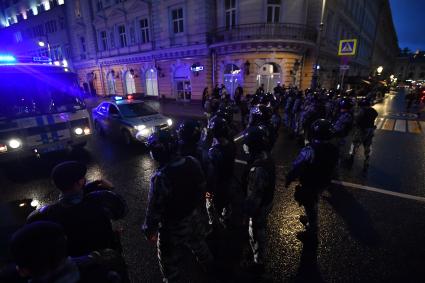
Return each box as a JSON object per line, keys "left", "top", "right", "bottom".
{"left": 408, "top": 120, "right": 421, "bottom": 134}
{"left": 394, "top": 119, "right": 406, "bottom": 132}
{"left": 382, "top": 119, "right": 395, "bottom": 131}
{"left": 419, "top": 121, "right": 425, "bottom": 134}
{"left": 376, "top": 118, "right": 385, "bottom": 129}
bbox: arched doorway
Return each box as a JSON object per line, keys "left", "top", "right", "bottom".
{"left": 257, "top": 62, "right": 282, "bottom": 93}
{"left": 224, "top": 64, "right": 242, "bottom": 99}
{"left": 145, "top": 68, "right": 159, "bottom": 96}
{"left": 174, "top": 66, "right": 191, "bottom": 101}
{"left": 86, "top": 72, "right": 96, "bottom": 96}
{"left": 125, "top": 71, "right": 136, "bottom": 95}
{"left": 107, "top": 71, "right": 116, "bottom": 95}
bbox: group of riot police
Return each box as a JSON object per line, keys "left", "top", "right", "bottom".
{"left": 0, "top": 84, "right": 380, "bottom": 283}
{"left": 141, "top": 84, "right": 379, "bottom": 282}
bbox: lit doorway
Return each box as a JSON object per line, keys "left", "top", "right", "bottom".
{"left": 224, "top": 64, "right": 242, "bottom": 99}
{"left": 257, "top": 63, "right": 281, "bottom": 93}
{"left": 174, "top": 66, "right": 191, "bottom": 101}
{"left": 107, "top": 71, "right": 117, "bottom": 95}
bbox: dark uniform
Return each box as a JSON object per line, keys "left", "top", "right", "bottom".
{"left": 206, "top": 116, "right": 236, "bottom": 226}
{"left": 27, "top": 162, "right": 127, "bottom": 258}
{"left": 349, "top": 99, "right": 378, "bottom": 169}
{"left": 242, "top": 126, "right": 276, "bottom": 266}
{"left": 143, "top": 130, "right": 212, "bottom": 282}
{"left": 286, "top": 119, "right": 339, "bottom": 236}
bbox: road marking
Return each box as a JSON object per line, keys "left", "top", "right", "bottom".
{"left": 394, "top": 119, "right": 406, "bottom": 132}
{"left": 235, "top": 159, "right": 248, "bottom": 165}
{"left": 376, "top": 118, "right": 385, "bottom": 129}
{"left": 408, "top": 120, "right": 421, "bottom": 134}
{"left": 382, "top": 119, "right": 395, "bottom": 131}
{"left": 419, "top": 121, "right": 425, "bottom": 134}
{"left": 332, "top": 180, "right": 425, "bottom": 203}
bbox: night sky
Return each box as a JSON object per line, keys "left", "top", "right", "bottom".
{"left": 389, "top": 0, "right": 425, "bottom": 51}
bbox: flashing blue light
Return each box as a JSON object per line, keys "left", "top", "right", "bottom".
{"left": 114, "top": 96, "right": 123, "bottom": 101}
{"left": 0, "top": 55, "right": 16, "bottom": 63}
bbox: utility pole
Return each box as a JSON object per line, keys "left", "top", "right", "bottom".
{"left": 311, "top": 0, "right": 327, "bottom": 89}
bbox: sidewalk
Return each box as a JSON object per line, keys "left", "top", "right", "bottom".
{"left": 84, "top": 96, "right": 205, "bottom": 118}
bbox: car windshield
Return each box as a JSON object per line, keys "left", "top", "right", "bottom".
{"left": 0, "top": 66, "right": 85, "bottom": 119}
{"left": 118, "top": 102, "right": 158, "bottom": 118}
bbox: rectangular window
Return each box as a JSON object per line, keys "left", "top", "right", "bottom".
{"left": 130, "top": 26, "right": 136, "bottom": 45}
{"left": 14, "top": 32, "right": 22, "bottom": 43}
{"left": 140, "top": 18, "right": 150, "bottom": 43}
{"left": 80, "top": 36, "right": 86, "bottom": 52}
{"left": 118, "top": 25, "right": 127, "bottom": 47}
{"left": 100, "top": 31, "right": 108, "bottom": 50}
{"left": 225, "top": 0, "right": 236, "bottom": 29}
{"left": 97, "top": 0, "right": 103, "bottom": 11}
{"left": 45, "top": 20, "right": 57, "bottom": 34}
{"left": 110, "top": 31, "right": 115, "bottom": 48}
{"left": 267, "top": 0, "right": 280, "bottom": 23}
{"left": 75, "top": 0, "right": 81, "bottom": 17}
{"left": 171, "top": 8, "right": 184, "bottom": 34}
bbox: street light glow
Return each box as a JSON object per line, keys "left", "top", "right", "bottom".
{"left": 38, "top": 41, "right": 45, "bottom": 47}
{"left": 377, "top": 66, "right": 384, "bottom": 74}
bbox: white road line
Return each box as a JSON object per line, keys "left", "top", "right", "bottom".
{"left": 332, "top": 180, "right": 425, "bottom": 203}
{"left": 235, "top": 159, "right": 248, "bottom": 165}
{"left": 394, "top": 119, "right": 406, "bottom": 132}
{"left": 376, "top": 118, "right": 385, "bottom": 129}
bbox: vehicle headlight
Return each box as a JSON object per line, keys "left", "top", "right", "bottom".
{"left": 0, "top": 144, "right": 8, "bottom": 153}
{"left": 74, "top": 127, "right": 83, "bottom": 135}
{"left": 83, "top": 127, "right": 91, "bottom": 135}
{"left": 167, "top": 119, "right": 173, "bottom": 126}
{"left": 140, "top": 128, "right": 151, "bottom": 136}
{"left": 8, "top": 139, "right": 22, "bottom": 149}
{"left": 135, "top": 125, "right": 146, "bottom": 131}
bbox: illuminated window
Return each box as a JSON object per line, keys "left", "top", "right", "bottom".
{"left": 44, "top": 1, "right": 51, "bottom": 11}
{"left": 118, "top": 25, "right": 127, "bottom": 47}
{"left": 171, "top": 8, "right": 184, "bottom": 34}
{"left": 267, "top": 0, "right": 280, "bottom": 23}
{"left": 225, "top": 0, "right": 236, "bottom": 29}
{"left": 14, "top": 32, "right": 23, "bottom": 43}
{"left": 75, "top": 0, "right": 81, "bottom": 17}
{"left": 140, "top": 18, "right": 149, "bottom": 43}
{"left": 58, "top": 0, "right": 65, "bottom": 4}
{"left": 32, "top": 6, "right": 38, "bottom": 15}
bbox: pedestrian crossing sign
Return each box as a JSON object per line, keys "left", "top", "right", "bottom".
{"left": 338, "top": 39, "right": 358, "bottom": 56}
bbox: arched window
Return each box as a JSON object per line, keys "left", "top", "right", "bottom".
{"left": 125, "top": 71, "right": 136, "bottom": 94}
{"left": 145, "top": 68, "right": 159, "bottom": 96}
{"left": 107, "top": 71, "right": 116, "bottom": 95}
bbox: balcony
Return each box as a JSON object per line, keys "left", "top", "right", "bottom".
{"left": 210, "top": 23, "right": 317, "bottom": 46}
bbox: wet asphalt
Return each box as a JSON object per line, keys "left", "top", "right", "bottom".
{"left": 1, "top": 90, "right": 425, "bottom": 282}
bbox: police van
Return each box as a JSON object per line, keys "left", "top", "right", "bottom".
{"left": 0, "top": 55, "right": 92, "bottom": 161}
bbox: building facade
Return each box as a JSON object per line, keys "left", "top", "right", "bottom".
{"left": 396, "top": 51, "right": 425, "bottom": 83}
{"left": 0, "top": 0, "right": 399, "bottom": 99}
{"left": 0, "top": 0, "right": 71, "bottom": 67}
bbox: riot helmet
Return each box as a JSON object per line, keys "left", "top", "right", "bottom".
{"left": 207, "top": 115, "right": 229, "bottom": 139}
{"left": 242, "top": 125, "right": 270, "bottom": 155}
{"left": 310, "top": 119, "right": 333, "bottom": 141}
{"left": 177, "top": 120, "right": 202, "bottom": 146}
{"left": 146, "top": 129, "right": 178, "bottom": 164}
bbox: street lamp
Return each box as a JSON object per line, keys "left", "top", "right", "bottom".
{"left": 377, "top": 66, "right": 384, "bottom": 75}
{"left": 311, "top": 0, "right": 327, "bottom": 89}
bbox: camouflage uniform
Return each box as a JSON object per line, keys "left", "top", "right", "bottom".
{"left": 244, "top": 152, "right": 276, "bottom": 264}
{"left": 142, "top": 156, "right": 212, "bottom": 282}
{"left": 286, "top": 141, "right": 339, "bottom": 233}
{"left": 206, "top": 139, "right": 236, "bottom": 226}
{"left": 349, "top": 106, "right": 378, "bottom": 167}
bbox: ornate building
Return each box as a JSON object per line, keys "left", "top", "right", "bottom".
{"left": 0, "top": 0, "right": 399, "bottom": 99}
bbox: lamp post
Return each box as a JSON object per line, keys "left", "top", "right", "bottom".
{"left": 38, "top": 39, "right": 52, "bottom": 61}
{"left": 377, "top": 66, "right": 384, "bottom": 76}
{"left": 311, "top": 0, "right": 327, "bottom": 90}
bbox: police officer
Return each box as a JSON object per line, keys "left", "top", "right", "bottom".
{"left": 176, "top": 120, "right": 208, "bottom": 171}
{"left": 285, "top": 119, "right": 339, "bottom": 239}
{"left": 242, "top": 126, "right": 276, "bottom": 271}
{"left": 142, "top": 130, "right": 212, "bottom": 282}
{"left": 349, "top": 98, "right": 378, "bottom": 170}
{"left": 248, "top": 105, "right": 276, "bottom": 150}
{"left": 332, "top": 98, "right": 354, "bottom": 152}
{"left": 27, "top": 161, "right": 128, "bottom": 257}
{"left": 206, "top": 115, "right": 236, "bottom": 227}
